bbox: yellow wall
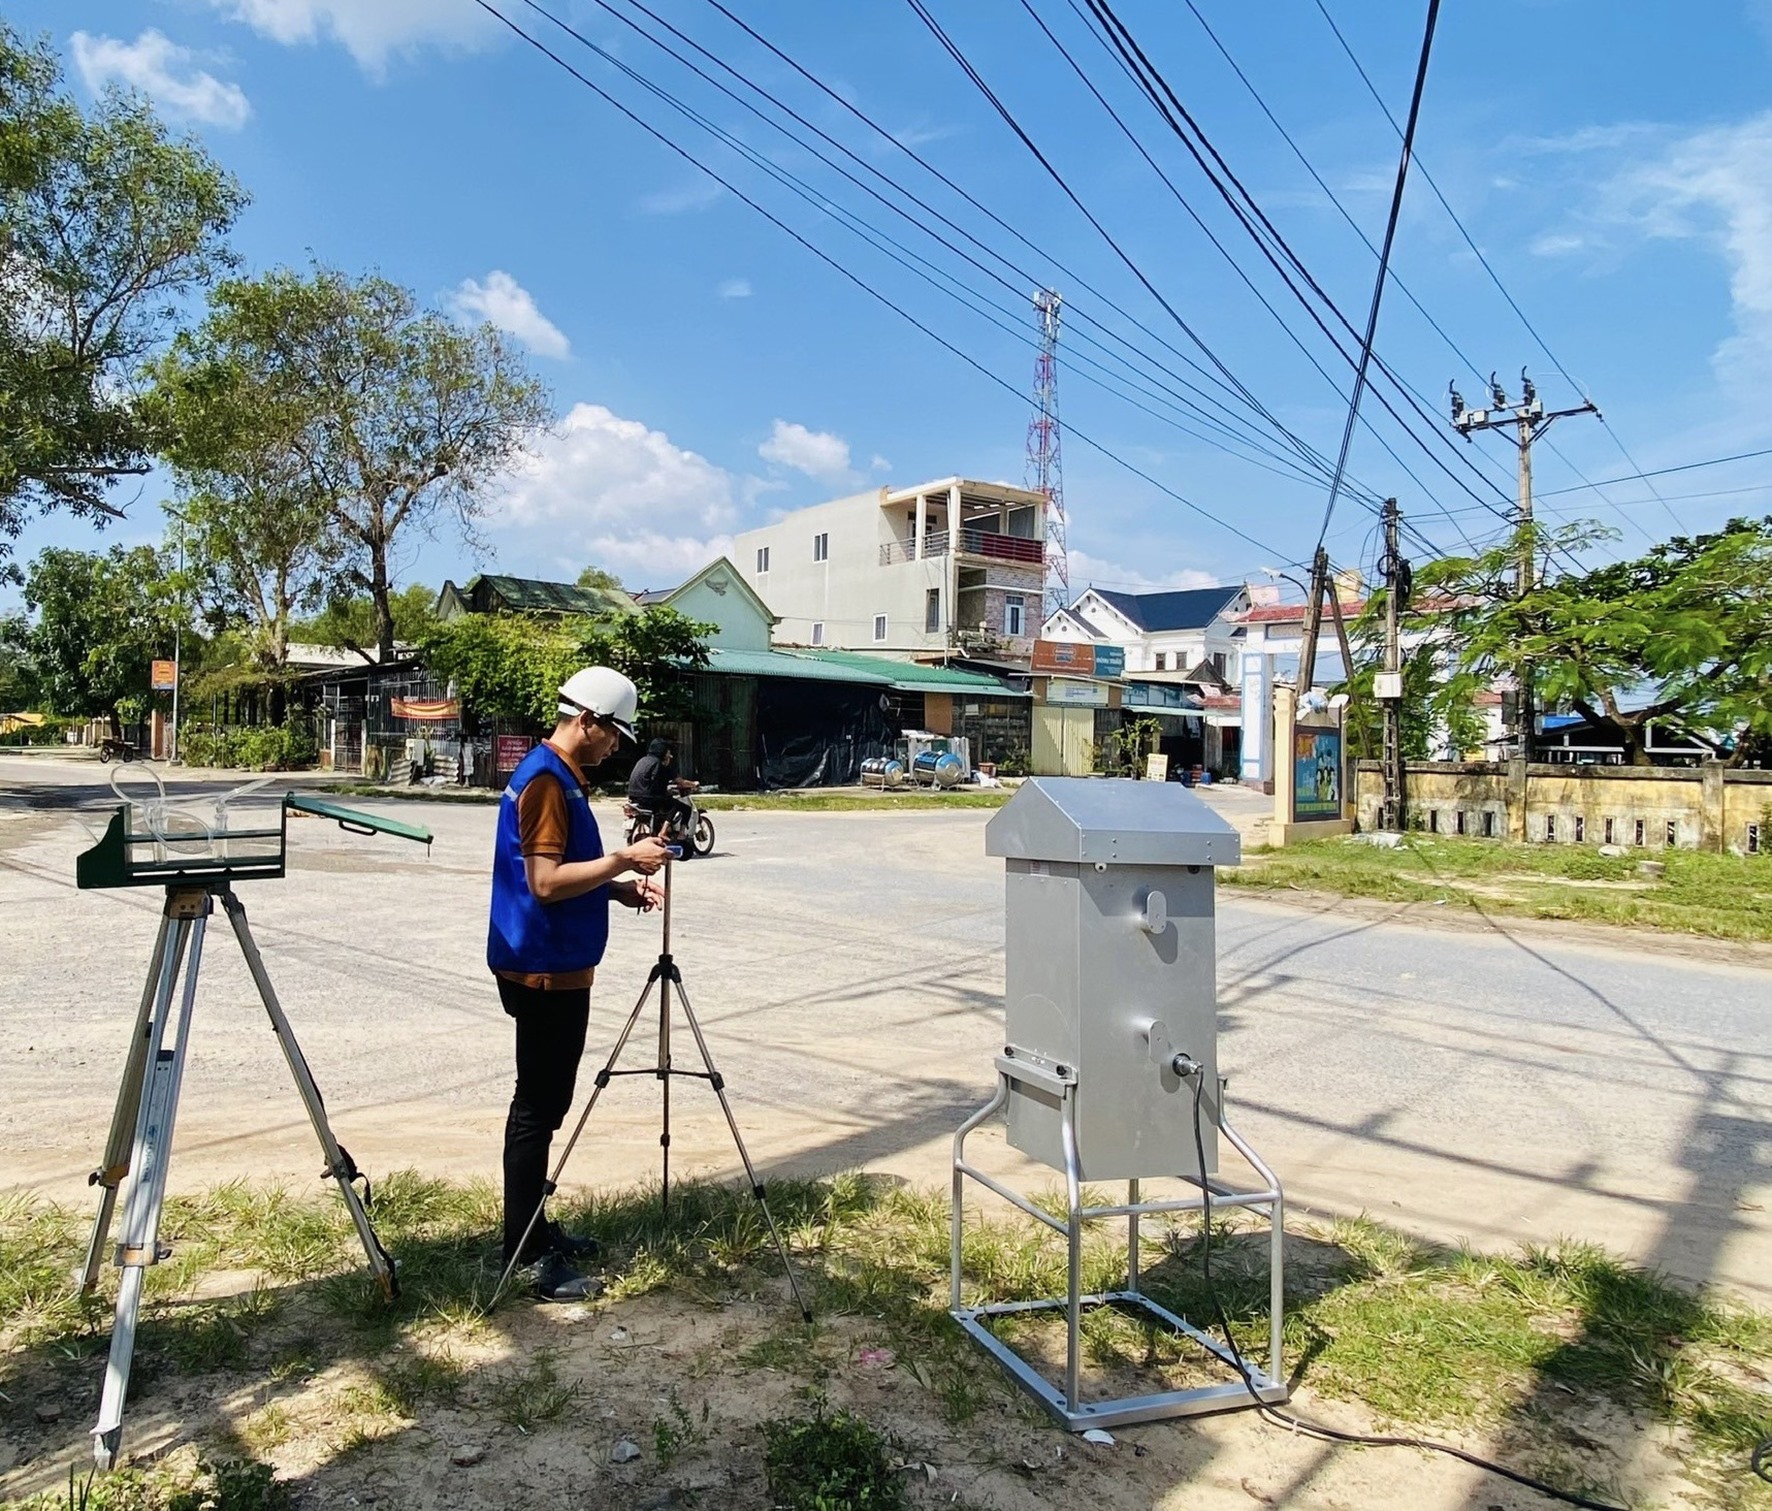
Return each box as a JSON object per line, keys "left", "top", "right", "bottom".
{"left": 1354, "top": 762, "right": 1772, "bottom": 853}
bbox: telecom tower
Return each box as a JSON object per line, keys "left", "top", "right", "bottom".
{"left": 1025, "top": 288, "right": 1068, "bottom": 623}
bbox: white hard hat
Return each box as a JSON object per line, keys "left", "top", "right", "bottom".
{"left": 557, "top": 666, "right": 638, "bottom": 741}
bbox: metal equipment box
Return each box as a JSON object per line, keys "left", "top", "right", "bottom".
{"left": 985, "top": 778, "right": 1239, "bottom": 1181}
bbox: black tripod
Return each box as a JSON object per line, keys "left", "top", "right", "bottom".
{"left": 495, "top": 859, "right": 810, "bottom": 1320}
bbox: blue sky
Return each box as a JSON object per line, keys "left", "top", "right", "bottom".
{"left": 11, "top": 0, "right": 1772, "bottom": 605}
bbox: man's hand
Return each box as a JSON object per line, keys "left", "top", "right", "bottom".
{"left": 618, "top": 836, "right": 672, "bottom": 875}
{"left": 620, "top": 877, "right": 663, "bottom": 912}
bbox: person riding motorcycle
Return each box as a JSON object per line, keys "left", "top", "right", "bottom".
{"left": 626, "top": 738, "right": 697, "bottom": 840}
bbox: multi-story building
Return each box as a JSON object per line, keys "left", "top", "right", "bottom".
{"left": 731, "top": 477, "right": 1047, "bottom": 660}
{"left": 1042, "top": 585, "right": 1250, "bottom": 682}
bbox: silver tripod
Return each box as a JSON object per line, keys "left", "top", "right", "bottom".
{"left": 77, "top": 883, "right": 399, "bottom": 1468}
{"left": 496, "top": 860, "right": 811, "bottom": 1320}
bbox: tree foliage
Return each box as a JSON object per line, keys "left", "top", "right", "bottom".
{"left": 19, "top": 545, "right": 184, "bottom": 726}
{"left": 1414, "top": 518, "right": 1772, "bottom": 764}
{"left": 173, "top": 266, "right": 550, "bottom": 661}
{"left": 0, "top": 24, "right": 244, "bottom": 569}
{"left": 418, "top": 608, "right": 713, "bottom": 732}
{"left": 576, "top": 565, "right": 624, "bottom": 592}
{"left": 293, "top": 586, "right": 438, "bottom": 659}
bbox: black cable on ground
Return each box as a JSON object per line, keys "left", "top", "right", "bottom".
{"left": 1753, "top": 1433, "right": 1771, "bottom": 1482}
{"left": 1183, "top": 1072, "right": 1628, "bottom": 1511}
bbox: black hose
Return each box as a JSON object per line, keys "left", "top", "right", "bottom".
{"left": 1184, "top": 1072, "right": 1629, "bottom": 1511}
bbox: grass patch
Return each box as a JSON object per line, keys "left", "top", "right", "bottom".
{"left": 5, "top": 1176, "right": 1768, "bottom": 1506}
{"left": 1223, "top": 833, "right": 1772, "bottom": 942}
{"left": 763, "top": 1403, "right": 904, "bottom": 1510}
{"left": 7, "top": 1453, "right": 287, "bottom": 1511}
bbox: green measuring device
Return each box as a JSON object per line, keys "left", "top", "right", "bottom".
{"left": 70, "top": 783, "right": 433, "bottom": 1465}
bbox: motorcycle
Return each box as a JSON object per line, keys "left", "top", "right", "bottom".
{"left": 623, "top": 785, "right": 716, "bottom": 858}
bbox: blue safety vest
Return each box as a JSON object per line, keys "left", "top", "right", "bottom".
{"left": 487, "top": 743, "right": 609, "bottom": 977}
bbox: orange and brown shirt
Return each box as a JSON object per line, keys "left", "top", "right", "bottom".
{"left": 496, "top": 740, "right": 598, "bottom": 992}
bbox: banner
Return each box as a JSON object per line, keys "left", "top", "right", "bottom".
{"left": 495, "top": 735, "right": 534, "bottom": 774}
{"left": 390, "top": 697, "right": 460, "bottom": 721}
{"left": 1292, "top": 725, "right": 1344, "bottom": 822}
{"left": 1031, "top": 640, "right": 1123, "bottom": 679}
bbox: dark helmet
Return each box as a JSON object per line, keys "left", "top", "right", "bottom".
{"left": 647, "top": 738, "right": 670, "bottom": 758}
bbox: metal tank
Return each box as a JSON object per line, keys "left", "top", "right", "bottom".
{"left": 860, "top": 757, "right": 906, "bottom": 789}
{"left": 912, "top": 750, "right": 965, "bottom": 789}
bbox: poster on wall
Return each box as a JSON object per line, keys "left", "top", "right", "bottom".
{"left": 1292, "top": 725, "right": 1343, "bottom": 822}
{"left": 495, "top": 734, "right": 535, "bottom": 774}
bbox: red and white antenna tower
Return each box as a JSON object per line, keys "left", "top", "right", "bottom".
{"left": 1025, "top": 288, "right": 1068, "bottom": 623}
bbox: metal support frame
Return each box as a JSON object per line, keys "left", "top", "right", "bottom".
{"left": 951, "top": 1052, "right": 1286, "bottom": 1431}
{"left": 77, "top": 883, "right": 396, "bottom": 1468}
{"left": 493, "top": 860, "right": 810, "bottom": 1322}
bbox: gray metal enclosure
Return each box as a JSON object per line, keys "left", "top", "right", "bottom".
{"left": 985, "top": 778, "right": 1239, "bottom": 1181}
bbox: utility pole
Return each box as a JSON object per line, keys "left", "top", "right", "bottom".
{"left": 1451, "top": 370, "right": 1598, "bottom": 758}
{"left": 1376, "top": 499, "right": 1409, "bottom": 831}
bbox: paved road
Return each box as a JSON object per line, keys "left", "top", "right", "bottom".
{"left": 4, "top": 753, "right": 1768, "bottom": 1305}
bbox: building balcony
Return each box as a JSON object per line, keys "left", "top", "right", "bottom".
{"left": 878, "top": 530, "right": 1044, "bottom": 567}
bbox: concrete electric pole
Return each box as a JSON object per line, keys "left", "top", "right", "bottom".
{"left": 1450, "top": 371, "right": 1598, "bottom": 757}
{"left": 1376, "top": 499, "right": 1408, "bottom": 831}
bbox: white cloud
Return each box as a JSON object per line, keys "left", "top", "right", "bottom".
{"left": 488, "top": 403, "right": 738, "bottom": 579}
{"left": 70, "top": 30, "right": 250, "bottom": 129}
{"left": 758, "top": 419, "right": 851, "bottom": 482}
{"left": 1529, "top": 233, "right": 1586, "bottom": 258}
{"left": 1604, "top": 111, "right": 1772, "bottom": 392}
{"left": 639, "top": 180, "right": 723, "bottom": 216}
{"left": 203, "top": 0, "right": 494, "bottom": 73}
{"left": 869, "top": 454, "right": 892, "bottom": 473}
{"left": 1066, "top": 548, "right": 1221, "bottom": 593}
{"left": 716, "top": 278, "right": 752, "bottom": 300}
{"left": 448, "top": 271, "right": 570, "bottom": 360}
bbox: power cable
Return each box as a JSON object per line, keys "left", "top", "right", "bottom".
{"left": 1532, "top": 446, "right": 1772, "bottom": 498}
{"left": 470, "top": 0, "right": 1297, "bottom": 563}
{"left": 1302, "top": 0, "right": 1440, "bottom": 549}
{"left": 1180, "top": 0, "right": 1483, "bottom": 390}
{"left": 568, "top": 0, "right": 1363, "bottom": 491}
{"left": 699, "top": 0, "right": 1362, "bottom": 487}
{"left": 900, "top": 0, "right": 1366, "bottom": 522}
{"left": 1182, "top": 1073, "right": 1629, "bottom": 1511}
{"left": 1069, "top": 0, "right": 1524, "bottom": 533}
{"left": 1312, "top": 0, "right": 1688, "bottom": 535}
{"left": 1018, "top": 0, "right": 1478, "bottom": 560}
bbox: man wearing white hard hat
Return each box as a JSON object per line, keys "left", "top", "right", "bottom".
{"left": 487, "top": 666, "right": 672, "bottom": 1299}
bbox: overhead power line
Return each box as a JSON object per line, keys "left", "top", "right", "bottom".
{"left": 470, "top": 0, "right": 1297, "bottom": 563}
{"left": 1312, "top": 0, "right": 1688, "bottom": 535}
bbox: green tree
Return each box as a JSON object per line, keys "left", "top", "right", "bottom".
{"left": 294, "top": 586, "right": 437, "bottom": 658}
{"left": 1414, "top": 518, "right": 1772, "bottom": 765}
{"left": 0, "top": 613, "right": 39, "bottom": 709}
{"left": 0, "top": 25, "right": 244, "bottom": 569}
{"left": 576, "top": 565, "right": 625, "bottom": 593}
{"left": 181, "top": 266, "right": 550, "bottom": 661}
{"left": 418, "top": 607, "right": 712, "bottom": 731}
{"left": 151, "top": 345, "right": 347, "bottom": 669}
{"left": 20, "top": 545, "right": 183, "bottom": 730}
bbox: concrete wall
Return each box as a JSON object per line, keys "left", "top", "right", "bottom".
{"left": 734, "top": 489, "right": 948, "bottom": 654}
{"left": 669, "top": 562, "right": 773, "bottom": 652}
{"left": 1354, "top": 761, "right": 1772, "bottom": 853}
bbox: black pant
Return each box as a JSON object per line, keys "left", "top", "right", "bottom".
{"left": 498, "top": 977, "right": 590, "bottom": 1263}
{"left": 639, "top": 794, "right": 692, "bottom": 836}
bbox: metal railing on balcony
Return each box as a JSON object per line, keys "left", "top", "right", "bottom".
{"left": 877, "top": 529, "right": 1042, "bottom": 566}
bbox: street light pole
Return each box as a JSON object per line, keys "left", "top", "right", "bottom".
{"left": 169, "top": 515, "right": 184, "bottom": 765}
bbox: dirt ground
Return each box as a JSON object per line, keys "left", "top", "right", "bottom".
{"left": 3, "top": 760, "right": 1770, "bottom": 1508}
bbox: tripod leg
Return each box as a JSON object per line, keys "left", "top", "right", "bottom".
{"left": 78, "top": 907, "right": 178, "bottom": 1293}
{"left": 93, "top": 904, "right": 209, "bottom": 1468}
{"left": 493, "top": 966, "right": 663, "bottom": 1305}
{"left": 669, "top": 975, "right": 812, "bottom": 1323}
{"left": 219, "top": 890, "right": 398, "bottom": 1302}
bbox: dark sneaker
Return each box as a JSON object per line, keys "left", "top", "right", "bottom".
{"left": 542, "top": 1218, "right": 603, "bottom": 1262}
{"left": 530, "top": 1252, "right": 603, "bottom": 1303}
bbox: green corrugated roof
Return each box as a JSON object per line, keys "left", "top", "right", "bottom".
{"left": 468, "top": 574, "right": 637, "bottom": 617}
{"left": 702, "top": 647, "right": 893, "bottom": 684}
{"left": 697, "top": 646, "right": 1025, "bottom": 695}
{"left": 788, "top": 648, "right": 1028, "bottom": 695}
